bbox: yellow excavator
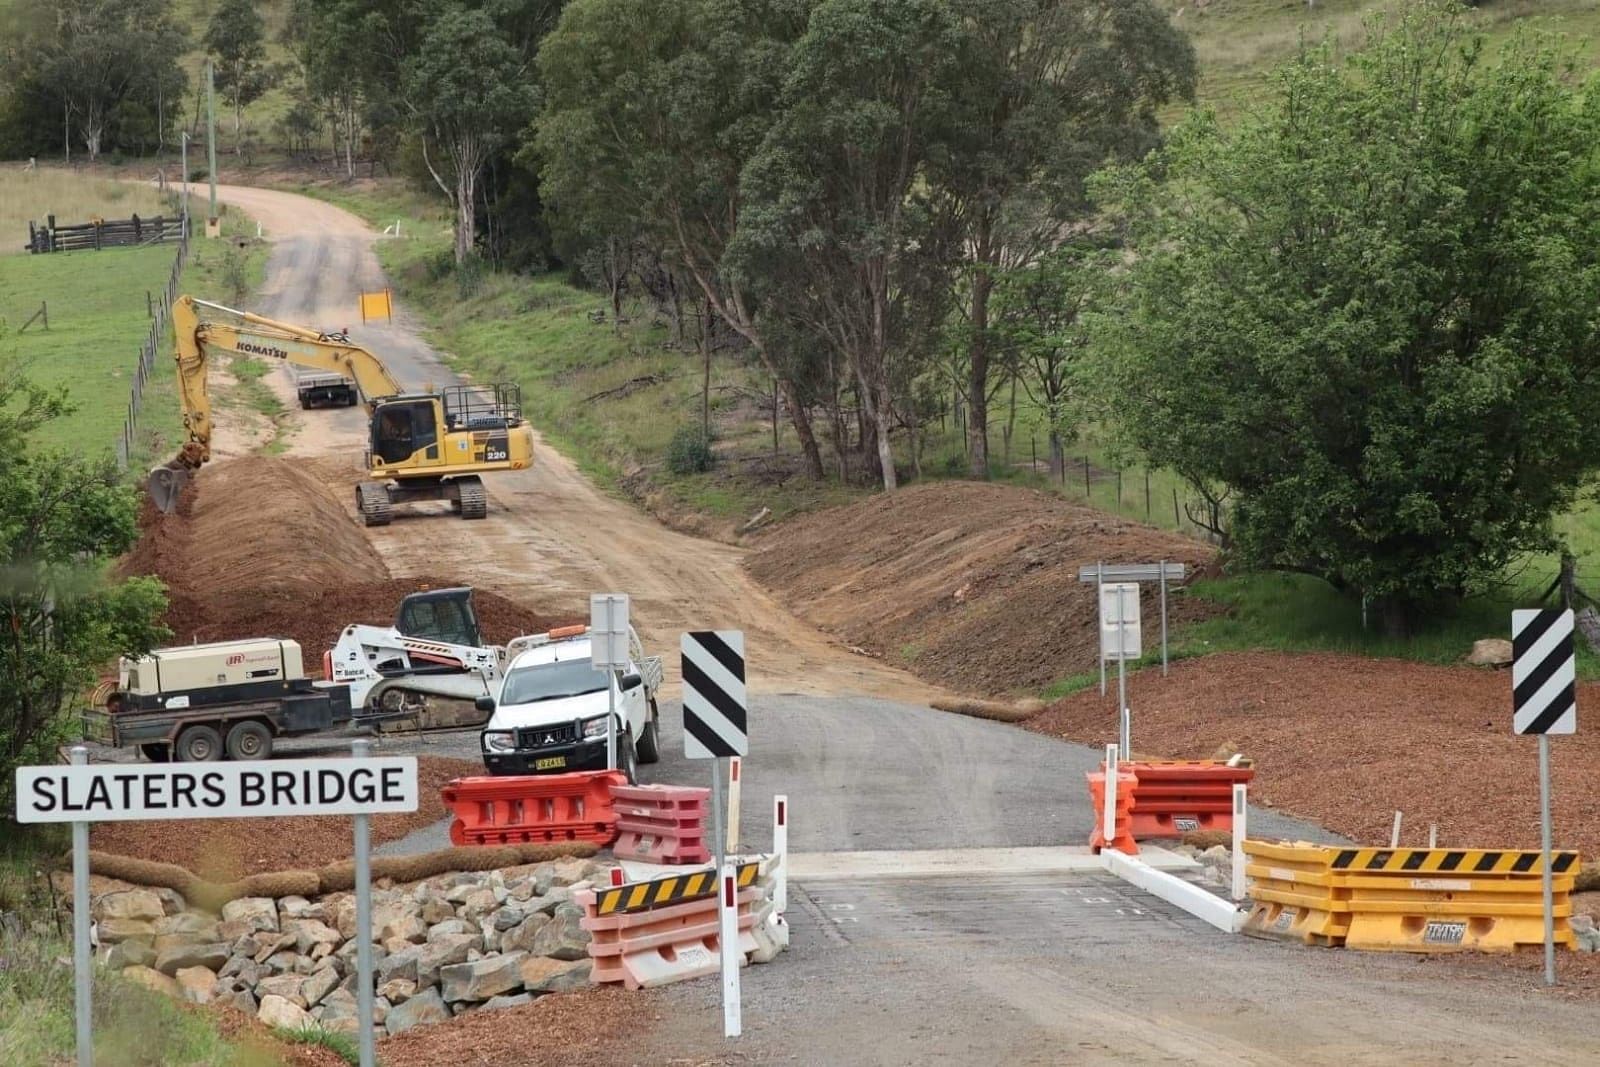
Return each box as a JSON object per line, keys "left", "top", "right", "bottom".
{"left": 148, "top": 295, "right": 534, "bottom": 525}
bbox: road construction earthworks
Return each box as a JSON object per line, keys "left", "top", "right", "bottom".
{"left": 98, "top": 184, "right": 1600, "bottom": 1064}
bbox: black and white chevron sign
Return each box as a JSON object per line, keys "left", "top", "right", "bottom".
{"left": 682, "top": 630, "right": 748, "bottom": 759}
{"left": 1512, "top": 609, "right": 1577, "bottom": 736}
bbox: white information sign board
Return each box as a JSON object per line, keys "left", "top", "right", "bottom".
{"left": 1099, "top": 582, "right": 1142, "bottom": 662}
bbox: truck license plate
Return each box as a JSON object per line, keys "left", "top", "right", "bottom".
{"left": 535, "top": 756, "right": 566, "bottom": 771}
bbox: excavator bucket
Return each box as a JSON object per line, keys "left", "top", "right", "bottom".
{"left": 147, "top": 466, "right": 191, "bottom": 514}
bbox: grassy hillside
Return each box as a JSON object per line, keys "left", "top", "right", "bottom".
{"left": 1181, "top": 1, "right": 1600, "bottom": 108}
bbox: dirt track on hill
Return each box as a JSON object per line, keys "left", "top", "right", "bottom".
{"left": 747, "top": 482, "right": 1218, "bottom": 695}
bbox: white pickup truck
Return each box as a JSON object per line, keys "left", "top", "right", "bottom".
{"left": 476, "top": 624, "right": 663, "bottom": 781}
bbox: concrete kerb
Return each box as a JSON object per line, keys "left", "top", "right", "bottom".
{"left": 1102, "top": 848, "right": 1247, "bottom": 934}
{"left": 787, "top": 844, "right": 1197, "bottom": 881}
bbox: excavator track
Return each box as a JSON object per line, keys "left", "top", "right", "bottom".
{"left": 357, "top": 481, "right": 393, "bottom": 527}
{"left": 456, "top": 476, "right": 488, "bottom": 520}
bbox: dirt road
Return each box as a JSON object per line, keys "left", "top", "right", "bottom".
{"left": 212, "top": 185, "right": 935, "bottom": 700}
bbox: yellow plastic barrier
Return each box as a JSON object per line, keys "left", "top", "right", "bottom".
{"left": 1241, "top": 840, "right": 1349, "bottom": 946}
{"left": 1244, "top": 842, "right": 1579, "bottom": 953}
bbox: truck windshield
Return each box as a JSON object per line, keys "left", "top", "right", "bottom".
{"left": 501, "top": 658, "right": 609, "bottom": 705}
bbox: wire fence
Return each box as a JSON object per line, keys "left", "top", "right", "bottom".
{"left": 114, "top": 221, "right": 189, "bottom": 472}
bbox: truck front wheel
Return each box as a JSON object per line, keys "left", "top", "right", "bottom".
{"left": 636, "top": 703, "right": 661, "bottom": 765}
{"left": 225, "top": 720, "right": 273, "bottom": 761}
{"left": 175, "top": 724, "right": 224, "bottom": 762}
{"left": 619, "top": 731, "right": 639, "bottom": 784}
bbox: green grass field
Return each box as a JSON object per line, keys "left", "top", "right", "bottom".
{"left": 0, "top": 167, "right": 169, "bottom": 253}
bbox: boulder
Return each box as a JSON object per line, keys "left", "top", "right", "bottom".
{"left": 549, "top": 858, "right": 590, "bottom": 887}
{"left": 303, "top": 964, "right": 341, "bottom": 1008}
{"left": 293, "top": 955, "right": 319, "bottom": 976}
{"left": 155, "top": 913, "right": 220, "bottom": 941}
{"left": 221, "top": 898, "right": 278, "bottom": 934}
{"left": 530, "top": 904, "right": 590, "bottom": 962}
{"left": 105, "top": 940, "right": 156, "bottom": 970}
{"left": 278, "top": 896, "right": 317, "bottom": 920}
{"left": 219, "top": 956, "right": 266, "bottom": 986}
{"left": 257, "top": 994, "right": 312, "bottom": 1030}
{"left": 257, "top": 973, "right": 308, "bottom": 1006}
{"left": 482, "top": 992, "right": 533, "bottom": 1012}
{"left": 155, "top": 942, "right": 230, "bottom": 976}
{"left": 532, "top": 865, "right": 556, "bottom": 896}
{"left": 253, "top": 932, "right": 297, "bottom": 964}
{"left": 490, "top": 907, "right": 525, "bottom": 933}
{"left": 264, "top": 950, "right": 300, "bottom": 974}
{"left": 94, "top": 890, "right": 164, "bottom": 924}
{"left": 426, "top": 919, "right": 473, "bottom": 943}
{"left": 174, "top": 965, "right": 216, "bottom": 1005}
{"left": 382, "top": 936, "right": 415, "bottom": 956}
{"left": 377, "top": 946, "right": 419, "bottom": 986}
{"left": 499, "top": 913, "right": 550, "bottom": 955}
{"left": 154, "top": 888, "right": 187, "bottom": 917}
{"left": 506, "top": 878, "right": 535, "bottom": 903}
{"left": 385, "top": 987, "right": 449, "bottom": 1035}
{"left": 524, "top": 888, "right": 572, "bottom": 917}
{"left": 518, "top": 956, "right": 591, "bottom": 994}
{"left": 414, "top": 934, "right": 479, "bottom": 987}
{"left": 121, "top": 965, "right": 180, "bottom": 998}
{"left": 440, "top": 951, "right": 526, "bottom": 1003}
{"left": 96, "top": 918, "right": 158, "bottom": 944}
{"left": 1468, "top": 638, "right": 1514, "bottom": 668}
{"left": 332, "top": 896, "right": 358, "bottom": 940}
{"left": 444, "top": 880, "right": 488, "bottom": 905}
{"left": 456, "top": 888, "right": 498, "bottom": 921}
{"left": 217, "top": 988, "right": 258, "bottom": 1016}
{"left": 381, "top": 913, "right": 428, "bottom": 945}
{"left": 378, "top": 978, "right": 417, "bottom": 1004}
{"left": 286, "top": 919, "right": 343, "bottom": 955}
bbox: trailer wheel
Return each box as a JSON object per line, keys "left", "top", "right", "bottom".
{"left": 139, "top": 743, "right": 171, "bottom": 763}
{"left": 174, "top": 724, "right": 224, "bottom": 762}
{"left": 225, "top": 720, "right": 273, "bottom": 761}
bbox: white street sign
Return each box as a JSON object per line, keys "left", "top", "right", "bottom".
{"left": 15, "top": 757, "right": 418, "bottom": 824}
{"left": 1099, "top": 582, "right": 1142, "bottom": 661}
{"left": 590, "top": 593, "right": 630, "bottom": 670}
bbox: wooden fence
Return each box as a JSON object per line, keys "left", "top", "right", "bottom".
{"left": 25, "top": 213, "right": 186, "bottom": 254}
{"left": 114, "top": 227, "right": 190, "bottom": 472}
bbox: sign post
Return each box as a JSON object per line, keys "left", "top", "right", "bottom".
{"left": 351, "top": 739, "right": 377, "bottom": 1067}
{"left": 1511, "top": 608, "right": 1577, "bottom": 988}
{"left": 591, "top": 594, "right": 631, "bottom": 772}
{"left": 17, "top": 754, "right": 419, "bottom": 1063}
{"left": 681, "top": 629, "right": 749, "bottom": 1038}
{"left": 70, "top": 746, "right": 91, "bottom": 1067}
{"left": 1100, "top": 583, "right": 1140, "bottom": 759}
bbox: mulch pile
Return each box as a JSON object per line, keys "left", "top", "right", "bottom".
{"left": 1027, "top": 650, "right": 1600, "bottom": 857}
{"left": 746, "top": 481, "right": 1217, "bottom": 695}
{"left": 122, "top": 455, "right": 567, "bottom": 660}
{"left": 90, "top": 755, "right": 480, "bottom": 881}
{"left": 378, "top": 987, "right": 653, "bottom": 1067}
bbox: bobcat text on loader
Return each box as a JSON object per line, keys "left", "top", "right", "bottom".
{"left": 147, "top": 295, "right": 535, "bottom": 525}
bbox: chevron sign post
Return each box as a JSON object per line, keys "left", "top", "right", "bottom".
{"left": 1511, "top": 608, "right": 1578, "bottom": 988}
{"left": 680, "top": 629, "right": 748, "bottom": 1039}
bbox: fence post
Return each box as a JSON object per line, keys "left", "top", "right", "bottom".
{"left": 1173, "top": 488, "right": 1181, "bottom": 528}
{"left": 1145, "top": 470, "right": 1151, "bottom": 517}
{"left": 1084, "top": 456, "right": 1090, "bottom": 497}
{"left": 133, "top": 214, "right": 142, "bottom": 243}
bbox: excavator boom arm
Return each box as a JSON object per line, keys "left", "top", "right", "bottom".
{"left": 169, "top": 294, "right": 405, "bottom": 464}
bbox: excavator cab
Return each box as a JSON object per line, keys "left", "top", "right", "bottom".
{"left": 371, "top": 398, "right": 443, "bottom": 465}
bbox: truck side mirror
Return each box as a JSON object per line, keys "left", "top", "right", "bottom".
{"left": 474, "top": 695, "right": 495, "bottom": 713}
{"left": 620, "top": 673, "right": 642, "bottom": 691}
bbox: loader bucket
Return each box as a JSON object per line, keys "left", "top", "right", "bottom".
{"left": 147, "top": 466, "right": 190, "bottom": 514}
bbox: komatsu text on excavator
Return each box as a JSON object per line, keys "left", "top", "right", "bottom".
{"left": 148, "top": 295, "right": 534, "bottom": 525}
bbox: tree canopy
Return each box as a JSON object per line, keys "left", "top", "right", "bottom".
{"left": 1091, "top": 1, "right": 1600, "bottom": 629}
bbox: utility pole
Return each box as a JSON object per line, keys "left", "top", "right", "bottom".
{"left": 206, "top": 61, "right": 219, "bottom": 237}
{"left": 180, "top": 132, "right": 190, "bottom": 228}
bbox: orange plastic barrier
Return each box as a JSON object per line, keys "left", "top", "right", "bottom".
{"left": 1087, "top": 767, "right": 1139, "bottom": 855}
{"left": 1124, "top": 761, "right": 1255, "bottom": 840}
{"left": 442, "top": 770, "right": 625, "bottom": 847}
{"left": 610, "top": 783, "right": 710, "bottom": 864}
{"left": 576, "top": 882, "right": 762, "bottom": 989}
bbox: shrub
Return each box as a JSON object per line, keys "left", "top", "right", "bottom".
{"left": 666, "top": 425, "right": 715, "bottom": 474}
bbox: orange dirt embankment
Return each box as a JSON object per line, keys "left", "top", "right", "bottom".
{"left": 121, "top": 455, "right": 564, "bottom": 659}
{"left": 1028, "top": 650, "right": 1600, "bottom": 857}
{"left": 745, "top": 482, "right": 1217, "bottom": 696}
